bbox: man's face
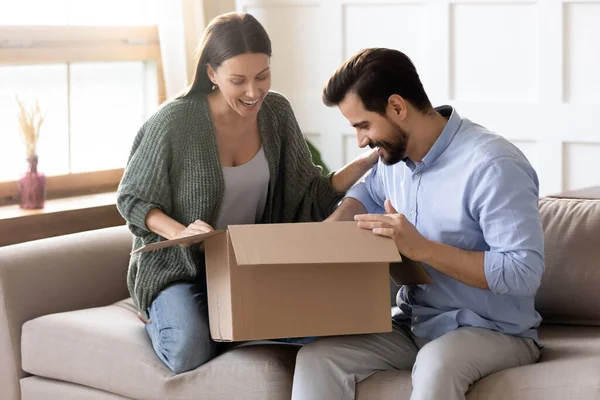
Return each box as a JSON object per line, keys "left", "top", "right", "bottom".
{"left": 339, "top": 92, "right": 409, "bottom": 165}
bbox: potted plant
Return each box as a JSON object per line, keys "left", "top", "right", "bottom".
{"left": 306, "top": 139, "right": 330, "bottom": 176}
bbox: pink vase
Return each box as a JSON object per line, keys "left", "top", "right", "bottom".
{"left": 19, "top": 156, "right": 46, "bottom": 209}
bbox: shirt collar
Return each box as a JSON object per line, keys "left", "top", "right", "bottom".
{"left": 419, "top": 106, "right": 461, "bottom": 169}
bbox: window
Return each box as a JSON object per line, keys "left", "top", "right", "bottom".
{"left": 0, "top": 0, "right": 164, "bottom": 205}
{"left": 0, "top": 0, "right": 158, "bottom": 26}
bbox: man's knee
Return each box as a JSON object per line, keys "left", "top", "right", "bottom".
{"left": 296, "top": 335, "right": 362, "bottom": 372}
{"left": 411, "top": 332, "right": 478, "bottom": 389}
{"left": 296, "top": 338, "right": 335, "bottom": 367}
{"left": 412, "top": 343, "right": 454, "bottom": 378}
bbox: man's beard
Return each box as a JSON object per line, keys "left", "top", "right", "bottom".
{"left": 370, "top": 120, "right": 409, "bottom": 166}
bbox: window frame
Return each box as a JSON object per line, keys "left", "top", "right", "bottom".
{"left": 0, "top": 25, "right": 165, "bottom": 205}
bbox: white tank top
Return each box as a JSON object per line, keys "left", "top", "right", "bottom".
{"left": 214, "top": 146, "right": 270, "bottom": 230}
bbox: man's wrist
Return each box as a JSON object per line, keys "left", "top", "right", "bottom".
{"left": 419, "top": 239, "right": 438, "bottom": 264}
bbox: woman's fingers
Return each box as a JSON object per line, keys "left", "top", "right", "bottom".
{"left": 190, "top": 219, "right": 214, "bottom": 232}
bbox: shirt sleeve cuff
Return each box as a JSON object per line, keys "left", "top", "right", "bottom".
{"left": 484, "top": 251, "right": 507, "bottom": 294}
{"left": 345, "top": 183, "right": 380, "bottom": 214}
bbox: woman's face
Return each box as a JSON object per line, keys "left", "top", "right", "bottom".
{"left": 208, "top": 52, "right": 271, "bottom": 118}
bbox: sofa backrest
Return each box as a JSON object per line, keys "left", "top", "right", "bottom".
{"left": 0, "top": 225, "right": 131, "bottom": 400}
{"left": 536, "top": 198, "right": 600, "bottom": 326}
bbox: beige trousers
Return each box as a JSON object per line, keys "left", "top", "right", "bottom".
{"left": 291, "top": 323, "right": 540, "bottom": 400}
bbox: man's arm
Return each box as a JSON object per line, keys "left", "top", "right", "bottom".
{"left": 356, "top": 156, "right": 544, "bottom": 296}
{"left": 471, "top": 156, "right": 544, "bottom": 296}
{"left": 421, "top": 241, "right": 487, "bottom": 289}
{"left": 356, "top": 200, "right": 488, "bottom": 289}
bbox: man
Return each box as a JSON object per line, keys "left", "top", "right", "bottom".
{"left": 291, "top": 48, "right": 544, "bottom": 400}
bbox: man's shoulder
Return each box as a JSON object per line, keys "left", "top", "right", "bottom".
{"left": 455, "top": 119, "right": 531, "bottom": 168}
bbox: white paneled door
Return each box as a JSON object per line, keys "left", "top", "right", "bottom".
{"left": 237, "top": 0, "right": 600, "bottom": 196}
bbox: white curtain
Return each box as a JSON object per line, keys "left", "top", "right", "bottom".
{"left": 156, "top": 0, "right": 207, "bottom": 98}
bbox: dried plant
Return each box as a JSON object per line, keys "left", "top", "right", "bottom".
{"left": 16, "top": 96, "right": 45, "bottom": 160}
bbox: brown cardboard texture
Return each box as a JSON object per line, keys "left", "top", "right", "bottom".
{"left": 134, "top": 221, "right": 431, "bottom": 341}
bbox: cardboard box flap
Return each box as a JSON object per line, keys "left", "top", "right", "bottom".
{"left": 228, "top": 221, "right": 402, "bottom": 266}
{"left": 131, "top": 230, "right": 225, "bottom": 254}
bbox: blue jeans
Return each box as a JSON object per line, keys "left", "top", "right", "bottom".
{"left": 145, "top": 281, "right": 220, "bottom": 374}
{"left": 146, "top": 281, "right": 315, "bottom": 374}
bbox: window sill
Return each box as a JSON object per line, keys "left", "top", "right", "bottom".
{"left": 0, "top": 192, "right": 125, "bottom": 247}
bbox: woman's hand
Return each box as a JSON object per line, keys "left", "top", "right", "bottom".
{"left": 330, "top": 148, "right": 379, "bottom": 193}
{"left": 145, "top": 209, "right": 214, "bottom": 248}
{"left": 360, "top": 147, "right": 379, "bottom": 167}
{"left": 174, "top": 220, "right": 214, "bottom": 247}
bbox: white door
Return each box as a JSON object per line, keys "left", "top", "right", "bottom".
{"left": 237, "top": 0, "right": 600, "bottom": 196}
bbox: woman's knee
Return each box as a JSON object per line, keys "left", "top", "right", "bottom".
{"left": 155, "top": 324, "right": 218, "bottom": 373}
{"left": 146, "top": 282, "right": 218, "bottom": 373}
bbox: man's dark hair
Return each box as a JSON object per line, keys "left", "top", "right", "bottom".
{"left": 323, "top": 48, "right": 432, "bottom": 114}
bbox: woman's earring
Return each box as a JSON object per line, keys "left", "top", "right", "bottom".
{"left": 211, "top": 81, "right": 218, "bottom": 91}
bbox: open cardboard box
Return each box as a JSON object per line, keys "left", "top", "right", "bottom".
{"left": 134, "top": 221, "right": 431, "bottom": 342}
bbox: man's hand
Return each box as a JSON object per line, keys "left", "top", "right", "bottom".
{"left": 355, "top": 199, "right": 431, "bottom": 261}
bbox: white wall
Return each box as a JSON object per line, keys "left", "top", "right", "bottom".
{"left": 204, "top": 0, "right": 236, "bottom": 22}
{"left": 237, "top": 0, "right": 600, "bottom": 196}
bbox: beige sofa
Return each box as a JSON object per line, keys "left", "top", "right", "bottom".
{"left": 1, "top": 197, "right": 599, "bottom": 400}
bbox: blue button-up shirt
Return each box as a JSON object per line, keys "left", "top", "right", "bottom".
{"left": 346, "top": 106, "right": 544, "bottom": 343}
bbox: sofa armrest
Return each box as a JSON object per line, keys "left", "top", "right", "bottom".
{"left": 0, "top": 225, "right": 132, "bottom": 400}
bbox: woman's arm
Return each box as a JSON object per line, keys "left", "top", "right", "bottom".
{"left": 268, "top": 92, "right": 375, "bottom": 221}
{"left": 146, "top": 209, "right": 214, "bottom": 247}
{"left": 117, "top": 122, "right": 174, "bottom": 237}
{"left": 330, "top": 149, "right": 378, "bottom": 193}
{"left": 145, "top": 209, "right": 186, "bottom": 240}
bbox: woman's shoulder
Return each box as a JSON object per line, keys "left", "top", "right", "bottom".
{"left": 262, "top": 91, "right": 294, "bottom": 115}
{"left": 141, "top": 94, "right": 209, "bottom": 139}
{"left": 146, "top": 95, "right": 208, "bottom": 126}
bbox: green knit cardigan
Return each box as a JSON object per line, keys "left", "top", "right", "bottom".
{"left": 117, "top": 91, "right": 344, "bottom": 317}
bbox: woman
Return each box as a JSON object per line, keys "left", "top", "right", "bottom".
{"left": 117, "top": 12, "right": 376, "bottom": 374}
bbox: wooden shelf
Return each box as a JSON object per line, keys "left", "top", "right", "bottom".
{"left": 0, "top": 192, "right": 126, "bottom": 247}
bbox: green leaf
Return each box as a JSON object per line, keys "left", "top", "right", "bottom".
{"left": 306, "top": 138, "right": 330, "bottom": 176}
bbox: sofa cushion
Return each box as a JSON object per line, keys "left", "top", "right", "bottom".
{"left": 536, "top": 198, "right": 600, "bottom": 325}
{"left": 21, "top": 298, "right": 298, "bottom": 400}
{"left": 21, "top": 376, "right": 131, "bottom": 400}
{"left": 356, "top": 325, "right": 600, "bottom": 400}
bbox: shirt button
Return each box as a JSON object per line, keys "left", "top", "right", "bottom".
{"left": 413, "top": 174, "right": 420, "bottom": 180}
{"left": 410, "top": 210, "right": 416, "bottom": 216}
{"left": 414, "top": 316, "right": 420, "bottom": 322}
